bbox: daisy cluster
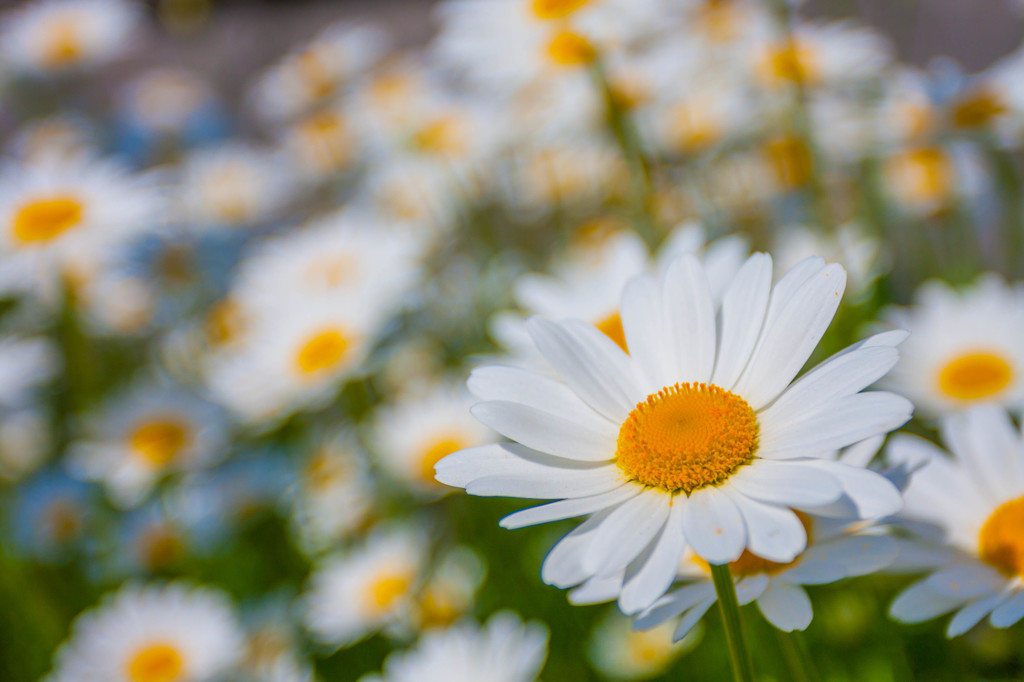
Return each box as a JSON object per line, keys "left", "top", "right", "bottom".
{"left": 0, "top": 0, "right": 1023, "bottom": 681}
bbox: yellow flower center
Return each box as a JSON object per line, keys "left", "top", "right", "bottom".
{"left": 762, "top": 40, "right": 819, "bottom": 86}
{"left": 887, "top": 146, "right": 953, "bottom": 206}
{"left": 979, "top": 496, "right": 1024, "bottom": 577}
{"left": 129, "top": 419, "right": 189, "bottom": 467}
{"left": 294, "top": 328, "right": 351, "bottom": 376}
{"left": 418, "top": 435, "right": 467, "bottom": 484}
{"left": 295, "top": 50, "right": 337, "bottom": 100}
{"left": 364, "top": 571, "right": 413, "bottom": 615}
{"left": 595, "top": 312, "right": 628, "bottom": 353}
{"left": 140, "top": 527, "right": 183, "bottom": 571}
{"left": 615, "top": 383, "right": 758, "bottom": 494}
{"left": 127, "top": 643, "right": 185, "bottom": 682}
{"left": 205, "top": 299, "right": 246, "bottom": 347}
{"left": 669, "top": 101, "right": 722, "bottom": 154}
{"left": 545, "top": 30, "right": 596, "bottom": 67}
{"left": 951, "top": 89, "right": 1007, "bottom": 129}
{"left": 12, "top": 195, "right": 84, "bottom": 244}
{"left": 626, "top": 628, "right": 676, "bottom": 667}
{"left": 937, "top": 351, "right": 1013, "bottom": 402}
{"left": 696, "top": 0, "right": 742, "bottom": 43}
{"left": 531, "top": 0, "right": 592, "bottom": 20}
{"left": 43, "top": 20, "right": 82, "bottom": 68}
{"left": 764, "top": 135, "right": 814, "bottom": 190}
{"left": 412, "top": 116, "right": 466, "bottom": 157}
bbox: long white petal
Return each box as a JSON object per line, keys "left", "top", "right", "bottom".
{"left": 712, "top": 253, "right": 773, "bottom": 390}
{"left": 499, "top": 485, "right": 639, "bottom": 529}
{"left": 727, "top": 460, "right": 843, "bottom": 508}
{"left": 683, "top": 487, "right": 747, "bottom": 564}
{"left": 541, "top": 508, "right": 615, "bottom": 588}
{"left": 661, "top": 254, "right": 716, "bottom": 383}
{"left": 890, "top": 581, "right": 967, "bottom": 623}
{"left": 798, "top": 460, "right": 904, "bottom": 519}
{"left": 635, "top": 582, "right": 717, "bottom": 631}
{"left": 673, "top": 598, "right": 717, "bottom": 642}
{"left": 471, "top": 400, "right": 615, "bottom": 461}
{"left": 989, "top": 590, "right": 1024, "bottom": 628}
{"left": 757, "top": 582, "right": 813, "bottom": 631}
{"left": 620, "top": 274, "right": 671, "bottom": 394}
{"left": 619, "top": 498, "right": 688, "bottom": 614}
{"left": 947, "top": 593, "right": 1007, "bottom": 637}
{"left": 583, "top": 490, "right": 670, "bottom": 576}
{"left": 726, "top": 490, "right": 807, "bottom": 563}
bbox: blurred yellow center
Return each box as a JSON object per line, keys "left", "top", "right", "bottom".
{"left": 595, "top": 312, "right": 628, "bottom": 353}
{"left": 365, "top": 571, "right": 412, "bottom": 614}
{"left": 979, "top": 496, "right": 1024, "bottom": 577}
{"left": 937, "top": 352, "right": 1013, "bottom": 401}
{"left": 44, "top": 21, "right": 82, "bottom": 67}
{"left": 206, "top": 299, "right": 246, "bottom": 346}
{"left": 296, "top": 50, "right": 336, "bottom": 99}
{"left": 697, "top": 0, "right": 741, "bottom": 43}
{"left": 670, "top": 101, "right": 722, "bottom": 153}
{"left": 952, "top": 89, "right": 1006, "bottom": 129}
{"left": 294, "top": 328, "right": 350, "bottom": 376}
{"left": 764, "top": 135, "right": 813, "bottom": 190}
{"left": 130, "top": 419, "right": 189, "bottom": 467}
{"left": 127, "top": 643, "right": 184, "bottom": 682}
{"left": 626, "top": 628, "right": 675, "bottom": 667}
{"left": 140, "top": 527, "right": 183, "bottom": 571}
{"left": 46, "top": 499, "right": 81, "bottom": 544}
{"left": 616, "top": 383, "right": 758, "bottom": 493}
{"left": 764, "top": 41, "right": 818, "bottom": 85}
{"left": 888, "top": 146, "right": 952, "bottom": 205}
{"left": 419, "top": 435, "right": 466, "bottom": 483}
{"left": 13, "top": 195, "right": 83, "bottom": 244}
{"left": 546, "top": 30, "right": 595, "bottom": 66}
{"left": 412, "top": 116, "right": 465, "bottom": 156}
{"left": 532, "top": 0, "right": 592, "bottom": 19}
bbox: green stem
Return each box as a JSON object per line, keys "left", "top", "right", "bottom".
{"left": 710, "top": 563, "right": 756, "bottom": 682}
{"left": 774, "top": 627, "right": 819, "bottom": 682}
{"left": 986, "top": 143, "right": 1024, "bottom": 277}
{"left": 589, "top": 59, "right": 659, "bottom": 251}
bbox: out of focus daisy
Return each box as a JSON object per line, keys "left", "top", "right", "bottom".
{"left": 773, "top": 222, "right": 884, "bottom": 301}
{"left": 882, "top": 274, "right": 1024, "bottom": 416}
{"left": 0, "top": 336, "right": 58, "bottom": 409}
{"left": 303, "top": 525, "right": 427, "bottom": 648}
{"left": 360, "top": 611, "right": 548, "bottom": 682}
{"left": 587, "top": 608, "right": 701, "bottom": 681}
{"left": 0, "top": 153, "right": 163, "bottom": 297}
{"left": 250, "top": 22, "right": 386, "bottom": 123}
{"left": 68, "top": 383, "right": 229, "bottom": 508}
{"left": 439, "top": 253, "right": 910, "bottom": 613}
{"left": 113, "top": 503, "right": 189, "bottom": 575}
{"left": 8, "top": 115, "right": 96, "bottom": 161}
{"left": 236, "top": 600, "right": 315, "bottom": 682}
{"left": 372, "top": 381, "right": 494, "bottom": 497}
{"left": 10, "top": 469, "right": 91, "bottom": 561}
{"left": 410, "top": 547, "right": 486, "bottom": 630}
{"left": 290, "top": 433, "right": 375, "bottom": 553}
{"left": 279, "top": 105, "right": 358, "bottom": 183}
{"left": 0, "top": 408, "right": 52, "bottom": 482}
{"left": 47, "top": 582, "right": 244, "bottom": 682}
{"left": 176, "top": 144, "right": 294, "bottom": 232}
{"left": 0, "top": 0, "right": 138, "bottom": 75}
{"left": 888, "top": 406, "right": 1024, "bottom": 636}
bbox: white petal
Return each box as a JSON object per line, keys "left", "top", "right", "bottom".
{"left": 924, "top": 563, "right": 1007, "bottom": 599}
{"left": 947, "top": 593, "right": 1007, "bottom": 637}
{"left": 661, "top": 254, "right": 717, "bottom": 383}
{"left": 673, "top": 598, "right": 717, "bottom": 642}
{"left": 635, "top": 582, "right": 716, "bottom": 631}
{"left": 541, "top": 509, "right": 613, "bottom": 588}
{"left": 732, "top": 261, "right": 846, "bottom": 410}
{"left": 471, "top": 401, "right": 615, "bottom": 461}
{"left": 890, "top": 581, "right": 967, "bottom": 623}
{"left": 568, "top": 573, "right": 622, "bottom": 605}
{"left": 584, "top": 490, "right": 670, "bottom": 576}
{"left": 944, "top": 407, "right": 1024, "bottom": 502}
{"left": 838, "top": 435, "right": 885, "bottom": 467}
{"left": 726, "top": 490, "right": 807, "bottom": 562}
{"left": 619, "top": 498, "right": 688, "bottom": 614}
{"left": 735, "top": 574, "right": 771, "bottom": 603}
{"left": 527, "top": 317, "right": 640, "bottom": 422}
{"left": 727, "top": 460, "right": 843, "bottom": 508}
{"left": 797, "top": 534, "right": 897, "bottom": 578}
{"left": 756, "top": 582, "right": 813, "bottom": 631}
{"left": 499, "top": 485, "right": 639, "bottom": 529}
{"left": 799, "top": 460, "right": 904, "bottom": 519}
{"left": 989, "top": 590, "right": 1024, "bottom": 628}
{"left": 758, "top": 392, "right": 912, "bottom": 459}
{"left": 683, "top": 487, "right": 747, "bottom": 564}
{"left": 620, "top": 274, "right": 671, "bottom": 394}
{"left": 467, "top": 365, "right": 618, "bottom": 436}
{"left": 712, "top": 253, "right": 772, "bottom": 390}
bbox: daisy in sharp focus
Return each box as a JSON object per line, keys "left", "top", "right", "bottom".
{"left": 0, "top": 0, "right": 138, "bottom": 75}
{"left": 359, "top": 611, "right": 548, "bottom": 682}
{"left": 881, "top": 274, "right": 1024, "bottom": 417}
{"left": 437, "top": 252, "right": 911, "bottom": 613}
{"left": 303, "top": 525, "right": 427, "bottom": 648}
{"left": 67, "top": 382, "right": 229, "bottom": 508}
{"left": 46, "top": 582, "right": 244, "bottom": 682}
{"left": 887, "top": 405, "right": 1024, "bottom": 636}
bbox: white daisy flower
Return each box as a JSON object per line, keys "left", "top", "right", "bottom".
{"left": 303, "top": 526, "right": 428, "bottom": 648}
{"left": 47, "top": 582, "right": 243, "bottom": 682}
{"left": 410, "top": 547, "right": 486, "bottom": 631}
{"left": 0, "top": 0, "right": 138, "bottom": 75}
{"left": 360, "top": 611, "right": 548, "bottom": 682}
{"left": 438, "top": 253, "right": 910, "bottom": 613}
{"left": 372, "top": 381, "right": 495, "bottom": 497}
{"left": 289, "top": 432, "right": 375, "bottom": 553}
{"left": 881, "top": 274, "right": 1024, "bottom": 417}
{"left": 588, "top": 607, "right": 701, "bottom": 681}
{"left": 773, "top": 222, "right": 884, "bottom": 302}
{"left": 0, "top": 152, "right": 163, "bottom": 298}
{"left": 8, "top": 115, "right": 96, "bottom": 161}
{"left": 175, "top": 143, "right": 294, "bottom": 232}
{"left": 279, "top": 105, "right": 359, "bottom": 183}
{"left": 67, "top": 383, "right": 229, "bottom": 508}
{"left": 119, "top": 68, "right": 215, "bottom": 136}
{"left": 888, "top": 405, "right": 1024, "bottom": 636}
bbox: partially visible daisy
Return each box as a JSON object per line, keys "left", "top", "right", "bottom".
{"left": 68, "top": 382, "right": 229, "bottom": 508}
{"left": 8, "top": 115, "right": 96, "bottom": 161}
{"left": 303, "top": 525, "right": 427, "bottom": 648}
{"left": 881, "top": 274, "right": 1024, "bottom": 417}
{"left": 279, "top": 104, "right": 359, "bottom": 183}
{"left": 0, "top": 408, "right": 51, "bottom": 482}
{"left": 360, "top": 611, "right": 548, "bottom": 682}
{"left": 47, "top": 582, "right": 244, "bottom": 682}
{"left": 888, "top": 405, "right": 1024, "bottom": 636}
{"left": 10, "top": 469, "right": 91, "bottom": 561}
{"left": 410, "top": 547, "right": 486, "bottom": 631}
{"left": 237, "top": 599, "right": 315, "bottom": 682}
{"left": 438, "top": 253, "right": 910, "bottom": 613}
{"left": 112, "top": 502, "right": 190, "bottom": 575}
{"left": 372, "top": 381, "right": 495, "bottom": 497}
{"left": 0, "top": 0, "right": 138, "bottom": 75}
{"left": 773, "top": 222, "right": 884, "bottom": 302}
{"left": 587, "top": 607, "right": 701, "bottom": 681}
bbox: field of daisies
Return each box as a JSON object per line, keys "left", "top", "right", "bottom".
{"left": 4, "top": 0, "right": 1024, "bottom": 680}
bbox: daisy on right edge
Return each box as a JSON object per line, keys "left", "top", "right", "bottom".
{"left": 888, "top": 405, "right": 1024, "bottom": 636}
{"left": 437, "top": 252, "right": 911, "bottom": 614}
